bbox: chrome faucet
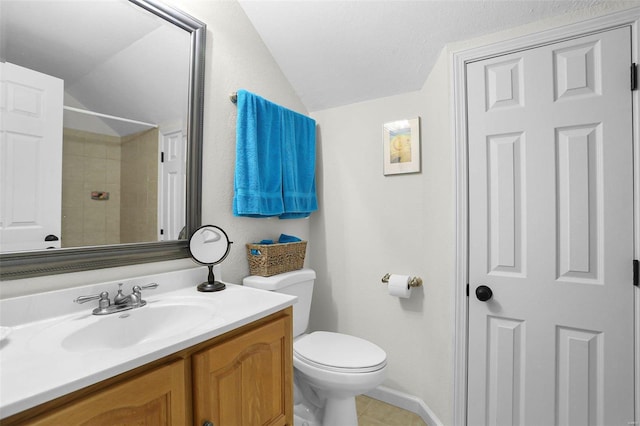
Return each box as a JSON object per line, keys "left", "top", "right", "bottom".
{"left": 114, "top": 283, "right": 159, "bottom": 308}
{"left": 74, "top": 283, "right": 159, "bottom": 315}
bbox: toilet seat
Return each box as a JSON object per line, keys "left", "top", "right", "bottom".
{"left": 294, "top": 331, "right": 387, "bottom": 374}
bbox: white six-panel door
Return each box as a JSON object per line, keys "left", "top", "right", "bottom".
{"left": 160, "top": 127, "right": 186, "bottom": 240}
{"left": 0, "top": 62, "right": 63, "bottom": 252}
{"left": 467, "top": 27, "right": 634, "bottom": 425}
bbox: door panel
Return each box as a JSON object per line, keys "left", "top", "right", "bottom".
{"left": 486, "top": 316, "right": 525, "bottom": 425}
{"left": 556, "top": 124, "right": 601, "bottom": 283}
{"left": 467, "top": 27, "right": 634, "bottom": 426}
{"left": 487, "top": 132, "right": 524, "bottom": 276}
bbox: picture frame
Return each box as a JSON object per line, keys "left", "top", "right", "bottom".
{"left": 382, "top": 117, "right": 421, "bottom": 175}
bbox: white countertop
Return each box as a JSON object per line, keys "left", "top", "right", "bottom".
{"left": 0, "top": 267, "right": 296, "bottom": 419}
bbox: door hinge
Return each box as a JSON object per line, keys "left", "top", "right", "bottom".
{"left": 160, "top": 229, "right": 164, "bottom": 235}
{"left": 632, "top": 63, "right": 638, "bottom": 91}
{"left": 160, "top": 152, "right": 165, "bottom": 163}
{"left": 634, "top": 260, "right": 639, "bottom": 287}
{"left": 466, "top": 283, "right": 469, "bottom": 297}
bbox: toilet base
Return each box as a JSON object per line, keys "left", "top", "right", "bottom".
{"left": 323, "top": 396, "right": 358, "bottom": 426}
{"left": 294, "top": 404, "right": 321, "bottom": 426}
{"left": 293, "top": 396, "right": 358, "bottom": 426}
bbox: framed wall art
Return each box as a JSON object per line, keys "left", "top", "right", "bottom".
{"left": 382, "top": 117, "right": 421, "bottom": 175}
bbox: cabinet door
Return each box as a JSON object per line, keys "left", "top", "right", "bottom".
{"left": 193, "top": 315, "right": 293, "bottom": 426}
{"left": 23, "top": 360, "right": 186, "bottom": 426}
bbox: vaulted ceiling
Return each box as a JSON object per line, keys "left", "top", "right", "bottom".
{"left": 238, "top": 0, "right": 638, "bottom": 112}
{"left": 3, "top": 0, "right": 637, "bottom": 129}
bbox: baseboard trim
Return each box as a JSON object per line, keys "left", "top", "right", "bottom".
{"left": 365, "top": 385, "right": 444, "bottom": 426}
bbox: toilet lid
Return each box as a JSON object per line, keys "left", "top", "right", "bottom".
{"left": 294, "top": 331, "right": 387, "bottom": 373}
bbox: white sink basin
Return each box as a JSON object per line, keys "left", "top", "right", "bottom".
{"left": 0, "top": 270, "right": 297, "bottom": 420}
{"left": 32, "top": 297, "right": 218, "bottom": 352}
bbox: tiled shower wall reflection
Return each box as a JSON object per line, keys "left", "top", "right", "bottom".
{"left": 62, "top": 128, "right": 121, "bottom": 247}
{"left": 121, "top": 129, "right": 158, "bottom": 244}
{"left": 61, "top": 128, "right": 158, "bottom": 247}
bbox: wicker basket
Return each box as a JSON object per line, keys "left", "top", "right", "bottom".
{"left": 246, "top": 241, "right": 307, "bottom": 277}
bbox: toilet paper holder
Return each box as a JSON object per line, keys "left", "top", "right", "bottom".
{"left": 381, "top": 273, "right": 423, "bottom": 288}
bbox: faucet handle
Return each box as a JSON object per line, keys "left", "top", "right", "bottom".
{"left": 133, "top": 283, "right": 159, "bottom": 294}
{"left": 131, "top": 283, "right": 158, "bottom": 308}
{"left": 74, "top": 291, "right": 109, "bottom": 304}
{"left": 74, "top": 292, "right": 111, "bottom": 312}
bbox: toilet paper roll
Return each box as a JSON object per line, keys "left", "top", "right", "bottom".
{"left": 388, "top": 274, "right": 412, "bottom": 298}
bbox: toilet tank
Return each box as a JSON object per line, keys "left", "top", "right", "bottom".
{"left": 243, "top": 268, "right": 316, "bottom": 338}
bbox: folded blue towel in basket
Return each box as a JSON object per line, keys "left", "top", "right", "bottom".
{"left": 249, "top": 235, "right": 301, "bottom": 255}
{"left": 278, "top": 234, "right": 301, "bottom": 243}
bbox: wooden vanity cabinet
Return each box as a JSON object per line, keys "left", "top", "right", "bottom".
{"left": 12, "top": 359, "right": 187, "bottom": 426}
{"left": 193, "top": 312, "right": 293, "bottom": 426}
{"left": 2, "top": 308, "right": 293, "bottom": 426}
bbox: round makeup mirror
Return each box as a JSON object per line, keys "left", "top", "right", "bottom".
{"left": 189, "top": 225, "right": 232, "bottom": 292}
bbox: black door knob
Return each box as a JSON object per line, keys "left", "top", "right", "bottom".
{"left": 475, "top": 285, "right": 493, "bottom": 302}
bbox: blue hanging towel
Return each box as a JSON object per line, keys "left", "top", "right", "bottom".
{"left": 233, "top": 89, "right": 318, "bottom": 218}
{"left": 233, "top": 89, "right": 284, "bottom": 217}
{"left": 279, "top": 108, "right": 318, "bottom": 219}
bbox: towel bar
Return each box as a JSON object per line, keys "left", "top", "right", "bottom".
{"left": 230, "top": 92, "right": 238, "bottom": 103}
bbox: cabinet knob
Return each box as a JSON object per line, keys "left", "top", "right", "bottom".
{"left": 203, "top": 422, "right": 214, "bottom": 426}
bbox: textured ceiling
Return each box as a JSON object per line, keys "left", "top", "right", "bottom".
{"left": 239, "top": 0, "right": 636, "bottom": 112}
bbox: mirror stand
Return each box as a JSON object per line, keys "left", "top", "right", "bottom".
{"left": 199, "top": 264, "right": 226, "bottom": 292}
{"left": 189, "top": 225, "right": 232, "bottom": 292}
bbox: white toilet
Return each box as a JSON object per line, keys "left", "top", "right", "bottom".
{"left": 243, "top": 268, "right": 387, "bottom": 426}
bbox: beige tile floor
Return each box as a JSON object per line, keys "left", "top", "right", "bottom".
{"left": 356, "top": 396, "right": 428, "bottom": 426}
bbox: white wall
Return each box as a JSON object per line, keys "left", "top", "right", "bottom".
{"left": 169, "top": 0, "right": 312, "bottom": 284}
{"left": 309, "top": 49, "right": 454, "bottom": 425}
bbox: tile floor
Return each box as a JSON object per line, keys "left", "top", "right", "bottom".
{"left": 356, "top": 396, "right": 428, "bottom": 426}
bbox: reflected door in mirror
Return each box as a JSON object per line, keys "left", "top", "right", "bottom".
{"left": 0, "top": 63, "right": 63, "bottom": 251}
{"left": 160, "top": 127, "right": 186, "bottom": 241}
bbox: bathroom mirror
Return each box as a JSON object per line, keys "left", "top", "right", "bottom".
{"left": 189, "top": 225, "right": 232, "bottom": 292}
{"left": 0, "top": 0, "right": 205, "bottom": 279}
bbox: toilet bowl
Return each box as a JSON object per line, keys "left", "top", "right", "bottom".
{"left": 293, "top": 331, "right": 387, "bottom": 425}
{"left": 243, "top": 269, "right": 387, "bottom": 426}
